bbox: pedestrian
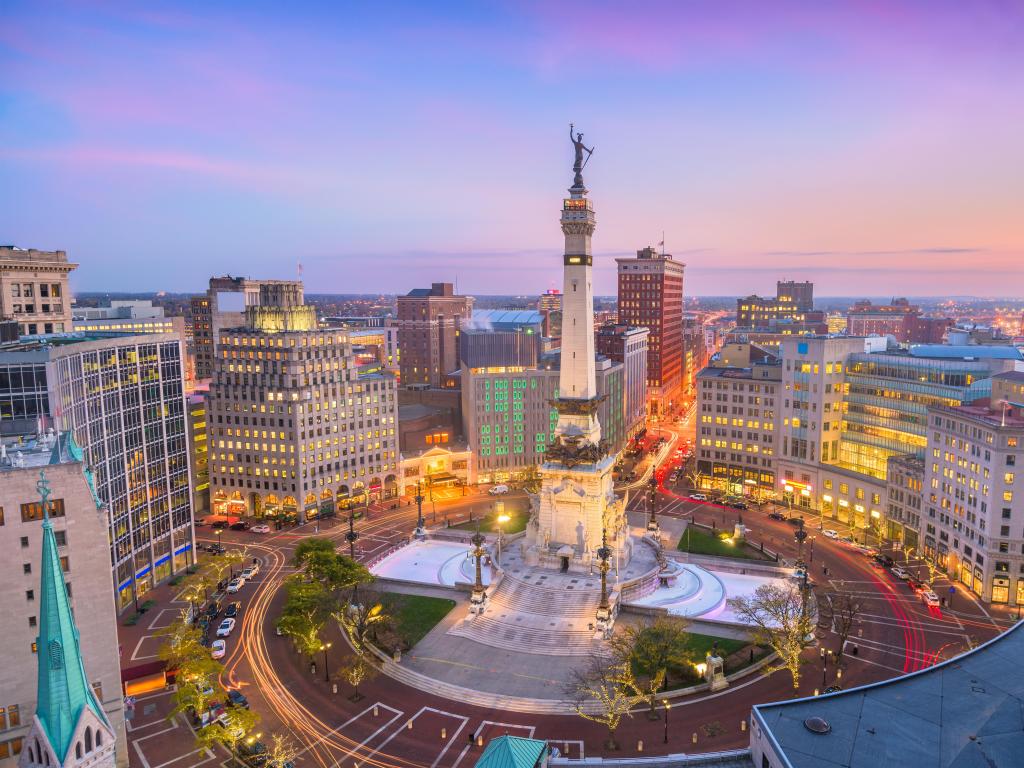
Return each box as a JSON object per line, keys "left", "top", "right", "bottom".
{"left": 851, "top": 644, "right": 858, "bottom": 656}
{"left": 823, "top": 565, "right": 829, "bottom": 576}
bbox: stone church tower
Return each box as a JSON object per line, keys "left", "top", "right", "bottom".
{"left": 18, "top": 472, "right": 116, "bottom": 768}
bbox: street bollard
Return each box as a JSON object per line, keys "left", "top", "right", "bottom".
{"left": 373, "top": 705, "right": 379, "bottom": 717}
{"left": 692, "top": 733, "right": 698, "bottom": 744}
{"left": 637, "top": 740, "right": 643, "bottom": 752}
{"left": 741, "top": 720, "right": 747, "bottom": 732}
{"left": 441, "top": 728, "right": 446, "bottom": 740}
{"left": 332, "top": 683, "right": 338, "bottom": 694}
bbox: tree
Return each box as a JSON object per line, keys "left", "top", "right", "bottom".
{"left": 516, "top": 465, "right": 543, "bottom": 494}
{"left": 278, "top": 576, "right": 334, "bottom": 657}
{"left": 340, "top": 652, "right": 378, "bottom": 701}
{"left": 822, "top": 591, "right": 861, "bottom": 667}
{"left": 193, "top": 705, "right": 260, "bottom": 751}
{"left": 727, "top": 583, "right": 813, "bottom": 692}
{"left": 168, "top": 654, "right": 224, "bottom": 723}
{"left": 156, "top": 611, "right": 208, "bottom": 669}
{"left": 293, "top": 537, "right": 373, "bottom": 593}
{"left": 609, "top": 616, "right": 693, "bottom": 693}
{"left": 179, "top": 566, "right": 216, "bottom": 610}
{"left": 265, "top": 734, "right": 300, "bottom": 768}
{"left": 337, "top": 592, "right": 394, "bottom": 653}
{"left": 565, "top": 655, "right": 642, "bottom": 750}
{"left": 208, "top": 548, "right": 248, "bottom": 585}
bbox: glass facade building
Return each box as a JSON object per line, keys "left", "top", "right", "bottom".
{"left": 0, "top": 333, "right": 195, "bottom": 611}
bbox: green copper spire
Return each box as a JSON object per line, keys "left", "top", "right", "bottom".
{"left": 33, "top": 469, "right": 108, "bottom": 763}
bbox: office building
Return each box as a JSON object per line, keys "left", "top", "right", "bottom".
{"left": 884, "top": 454, "right": 924, "bottom": 550}
{"left": 1, "top": 247, "right": 76, "bottom": 337}
{"left": 188, "top": 386, "right": 210, "bottom": 517}
{"left": 736, "top": 280, "right": 815, "bottom": 328}
{"left": 923, "top": 373, "right": 1024, "bottom": 604}
{"left": 73, "top": 301, "right": 184, "bottom": 338}
{"left": 0, "top": 332, "right": 195, "bottom": 610}
{"left": 696, "top": 347, "right": 781, "bottom": 494}
{"left": 616, "top": 246, "right": 684, "bottom": 416}
{"left": 847, "top": 298, "right": 951, "bottom": 343}
{"left": 775, "top": 336, "right": 1022, "bottom": 535}
{"left": 462, "top": 354, "right": 624, "bottom": 484}
{"left": 681, "top": 315, "right": 707, "bottom": 397}
{"left": 595, "top": 323, "right": 648, "bottom": 440}
{"left": 322, "top": 318, "right": 399, "bottom": 376}
{"left": 395, "top": 283, "right": 473, "bottom": 388}
{"left": 537, "top": 289, "right": 562, "bottom": 338}
{"left": 207, "top": 283, "right": 399, "bottom": 522}
{"left": 191, "top": 277, "right": 302, "bottom": 379}
{"left": 0, "top": 435, "right": 127, "bottom": 768}
{"left": 459, "top": 310, "right": 543, "bottom": 369}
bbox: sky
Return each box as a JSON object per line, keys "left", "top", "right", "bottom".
{"left": 1, "top": 1, "right": 1023, "bottom": 297}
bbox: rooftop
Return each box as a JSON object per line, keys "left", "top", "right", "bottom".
{"left": 754, "top": 621, "right": 1024, "bottom": 768}
{"left": 935, "top": 402, "right": 1024, "bottom": 429}
{"left": 909, "top": 344, "right": 1024, "bottom": 361}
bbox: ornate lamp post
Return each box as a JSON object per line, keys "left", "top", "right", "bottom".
{"left": 320, "top": 641, "right": 332, "bottom": 682}
{"left": 646, "top": 475, "right": 659, "bottom": 535}
{"left": 794, "top": 518, "right": 808, "bottom": 571}
{"left": 346, "top": 511, "right": 361, "bottom": 603}
{"left": 414, "top": 481, "right": 426, "bottom": 540}
{"left": 495, "top": 502, "right": 510, "bottom": 567}
{"left": 595, "top": 528, "right": 612, "bottom": 634}
{"left": 469, "top": 528, "right": 487, "bottom": 614}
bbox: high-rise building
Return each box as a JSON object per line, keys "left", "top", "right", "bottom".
{"left": 616, "top": 246, "right": 684, "bottom": 417}
{"left": 0, "top": 332, "right": 195, "bottom": 610}
{"left": 923, "top": 376, "right": 1024, "bottom": 605}
{"left": 0, "top": 436, "right": 126, "bottom": 768}
{"left": 595, "top": 323, "right": 649, "bottom": 440}
{"left": 537, "top": 289, "right": 562, "bottom": 338}
{"left": 207, "top": 283, "right": 399, "bottom": 523}
{"left": 322, "top": 319, "right": 400, "bottom": 377}
{"left": 681, "top": 314, "right": 707, "bottom": 397}
{"left": 188, "top": 386, "right": 210, "bottom": 517}
{"left": 72, "top": 301, "right": 185, "bottom": 338}
{"left": 460, "top": 310, "right": 543, "bottom": 370}
{"left": 736, "top": 280, "right": 818, "bottom": 328}
{"left": 395, "top": 283, "right": 473, "bottom": 388}
{"left": 0, "top": 247, "right": 77, "bottom": 337}
{"left": 191, "top": 277, "right": 303, "bottom": 379}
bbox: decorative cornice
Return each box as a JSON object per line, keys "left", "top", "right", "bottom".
{"left": 549, "top": 395, "right": 606, "bottom": 416}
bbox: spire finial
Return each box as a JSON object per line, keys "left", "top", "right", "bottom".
{"left": 37, "top": 469, "right": 51, "bottom": 521}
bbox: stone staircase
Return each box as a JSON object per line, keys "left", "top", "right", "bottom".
{"left": 447, "top": 571, "right": 602, "bottom": 655}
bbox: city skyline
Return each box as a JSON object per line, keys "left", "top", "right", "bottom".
{"left": 2, "top": 2, "right": 1022, "bottom": 297}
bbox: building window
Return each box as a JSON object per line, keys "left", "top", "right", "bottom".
{"left": 20, "top": 498, "right": 66, "bottom": 522}
{"left": 25, "top": 590, "right": 33, "bottom": 601}
{"left": 28, "top": 616, "right": 36, "bottom": 628}
{"left": 23, "top": 563, "right": 30, "bottom": 575}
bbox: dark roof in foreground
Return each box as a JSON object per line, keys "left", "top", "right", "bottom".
{"left": 753, "top": 620, "right": 1024, "bottom": 767}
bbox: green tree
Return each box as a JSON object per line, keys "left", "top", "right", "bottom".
{"left": 609, "top": 616, "right": 693, "bottom": 691}
{"left": 337, "top": 594, "right": 393, "bottom": 653}
{"left": 293, "top": 537, "right": 373, "bottom": 593}
{"left": 340, "top": 652, "right": 378, "bottom": 702}
{"left": 265, "top": 734, "right": 299, "bottom": 768}
{"left": 194, "top": 706, "right": 260, "bottom": 751}
{"left": 278, "top": 576, "right": 334, "bottom": 657}
{"left": 565, "top": 656, "right": 641, "bottom": 750}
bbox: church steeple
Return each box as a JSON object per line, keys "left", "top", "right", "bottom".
{"left": 19, "top": 469, "right": 114, "bottom": 768}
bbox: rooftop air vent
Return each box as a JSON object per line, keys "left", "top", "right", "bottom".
{"left": 803, "top": 717, "right": 831, "bottom": 735}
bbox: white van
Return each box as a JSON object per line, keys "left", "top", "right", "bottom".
{"left": 489, "top": 485, "right": 510, "bottom": 496}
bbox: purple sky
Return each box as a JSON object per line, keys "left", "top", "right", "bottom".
{"left": 2, "top": 1, "right": 1022, "bottom": 297}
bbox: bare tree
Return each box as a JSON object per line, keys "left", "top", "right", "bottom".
{"left": 265, "top": 733, "right": 300, "bottom": 768}
{"left": 339, "top": 651, "right": 378, "bottom": 701}
{"left": 728, "top": 583, "right": 813, "bottom": 692}
{"left": 565, "top": 655, "right": 642, "bottom": 750}
{"left": 821, "top": 591, "right": 861, "bottom": 667}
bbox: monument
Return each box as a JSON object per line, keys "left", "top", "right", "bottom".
{"left": 524, "top": 125, "right": 632, "bottom": 584}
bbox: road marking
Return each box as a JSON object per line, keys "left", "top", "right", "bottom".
{"left": 130, "top": 714, "right": 216, "bottom": 768}
{"left": 148, "top": 607, "right": 183, "bottom": 631}
{"left": 293, "top": 702, "right": 401, "bottom": 759}
{"left": 130, "top": 634, "right": 159, "bottom": 662}
{"left": 326, "top": 704, "right": 405, "bottom": 768}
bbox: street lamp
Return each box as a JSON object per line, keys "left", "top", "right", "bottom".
{"left": 470, "top": 527, "right": 487, "bottom": 612}
{"left": 414, "top": 481, "right": 426, "bottom": 540}
{"left": 496, "top": 506, "right": 510, "bottom": 567}
{"left": 595, "top": 529, "right": 612, "bottom": 631}
{"left": 794, "top": 518, "right": 808, "bottom": 571}
{"left": 321, "top": 642, "right": 332, "bottom": 682}
{"left": 346, "top": 512, "right": 361, "bottom": 602}
{"left": 662, "top": 699, "right": 670, "bottom": 743}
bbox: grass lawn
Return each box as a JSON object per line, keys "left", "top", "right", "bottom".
{"left": 452, "top": 507, "right": 528, "bottom": 535}
{"left": 676, "top": 526, "right": 770, "bottom": 560}
{"left": 684, "top": 632, "right": 746, "bottom": 659}
{"left": 381, "top": 592, "right": 457, "bottom": 648}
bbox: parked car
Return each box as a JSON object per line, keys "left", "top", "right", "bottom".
{"left": 211, "top": 520, "right": 228, "bottom": 530}
{"left": 823, "top": 529, "right": 839, "bottom": 540}
{"left": 768, "top": 512, "right": 786, "bottom": 521}
{"left": 823, "top": 685, "right": 843, "bottom": 694}
{"left": 216, "top": 618, "right": 236, "bottom": 637}
{"left": 211, "top": 639, "right": 227, "bottom": 659}
{"left": 226, "top": 689, "right": 249, "bottom": 709}
{"left": 241, "top": 567, "right": 255, "bottom": 580}
{"left": 224, "top": 602, "right": 241, "bottom": 619}
{"left": 906, "top": 578, "right": 925, "bottom": 592}
{"left": 205, "top": 601, "right": 220, "bottom": 618}
{"left": 874, "top": 554, "right": 895, "bottom": 567}
{"left": 209, "top": 544, "right": 225, "bottom": 555}
{"left": 689, "top": 493, "right": 708, "bottom": 501}
{"left": 488, "top": 484, "right": 510, "bottom": 495}
{"left": 227, "top": 577, "right": 245, "bottom": 593}
{"left": 922, "top": 590, "right": 941, "bottom": 607}
{"left": 247, "top": 561, "right": 261, "bottom": 576}
{"left": 785, "top": 517, "right": 804, "bottom": 526}
{"left": 729, "top": 501, "right": 749, "bottom": 510}
{"left": 230, "top": 520, "right": 250, "bottom": 531}
{"left": 237, "top": 739, "right": 268, "bottom": 767}
{"left": 251, "top": 524, "right": 271, "bottom": 534}
{"left": 890, "top": 565, "right": 910, "bottom": 580}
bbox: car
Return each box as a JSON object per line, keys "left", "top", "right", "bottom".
{"left": 211, "top": 520, "right": 229, "bottom": 530}
{"left": 251, "top": 524, "right": 271, "bottom": 534}
{"left": 922, "top": 590, "right": 940, "bottom": 607}
{"left": 823, "top": 685, "right": 843, "bottom": 694}
{"left": 227, "top": 578, "right": 244, "bottom": 593}
{"left": 230, "top": 520, "right": 250, "bottom": 531}
{"left": 488, "top": 485, "right": 510, "bottom": 495}
{"left": 729, "top": 501, "right": 749, "bottom": 510}
{"left": 208, "top": 544, "right": 225, "bottom": 555}
{"left": 874, "top": 554, "right": 895, "bottom": 567}
{"left": 768, "top": 512, "right": 786, "bottom": 521}
{"left": 237, "top": 740, "right": 268, "bottom": 767}
{"left": 906, "top": 577, "right": 925, "bottom": 592}
{"left": 211, "top": 639, "right": 226, "bottom": 659}
{"left": 785, "top": 517, "right": 804, "bottom": 526}
{"left": 890, "top": 565, "right": 910, "bottom": 580}
{"left": 224, "top": 602, "right": 241, "bottom": 619}
{"left": 688, "top": 493, "right": 708, "bottom": 501}
{"left": 216, "top": 618, "right": 236, "bottom": 637}
{"left": 247, "top": 561, "right": 261, "bottom": 576}
{"left": 241, "top": 567, "right": 255, "bottom": 580}
{"left": 823, "top": 529, "right": 839, "bottom": 539}
{"left": 226, "top": 689, "right": 249, "bottom": 709}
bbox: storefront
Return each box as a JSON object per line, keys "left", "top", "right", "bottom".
{"left": 991, "top": 575, "right": 1010, "bottom": 604}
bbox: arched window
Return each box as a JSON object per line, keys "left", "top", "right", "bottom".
{"left": 44, "top": 749, "right": 50, "bottom": 766}
{"left": 76, "top": 743, "right": 82, "bottom": 760}
{"left": 96, "top": 730, "right": 103, "bottom": 747}
{"left": 34, "top": 738, "right": 41, "bottom": 764}
{"left": 84, "top": 726, "right": 93, "bottom": 752}
{"left": 27, "top": 745, "right": 35, "bottom": 764}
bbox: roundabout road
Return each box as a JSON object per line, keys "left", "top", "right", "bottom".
{"left": 192, "top": 474, "right": 1012, "bottom": 768}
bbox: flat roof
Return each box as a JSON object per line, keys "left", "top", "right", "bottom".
{"left": 753, "top": 621, "right": 1024, "bottom": 768}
